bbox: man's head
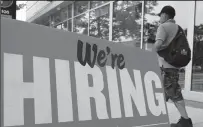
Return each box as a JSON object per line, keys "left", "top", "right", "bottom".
{"left": 158, "top": 6, "right": 176, "bottom": 24}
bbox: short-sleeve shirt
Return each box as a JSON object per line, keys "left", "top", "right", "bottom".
{"left": 155, "top": 19, "right": 179, "bottom": 68}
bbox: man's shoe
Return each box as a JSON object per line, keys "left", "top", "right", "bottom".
{"left": 171, "top": 117, "right": 193, "bottom": 127}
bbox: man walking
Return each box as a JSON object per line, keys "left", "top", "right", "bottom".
{"left": 152, "top": 6, "right": 193, "bottom": 127}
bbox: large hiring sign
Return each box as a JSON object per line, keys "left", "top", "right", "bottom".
{"left": 1, "top": 18, "right": 170, "bottom": 127}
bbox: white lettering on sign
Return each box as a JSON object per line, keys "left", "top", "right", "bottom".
{"left": 120, "top": 69, "right": 147, "bottom": 117}
{"left": 75, "top": 62, "right": 109, "bottom": 121}
{"left": 144, "top": 71, "right": 167, "bottom": 116}
{"left": 1, "top": 9, "right": 10, "bottom": 15}
{"left": 3, "top": 53, "right": 167, "bottom": 126}
{"left": 106, "top": 66, "right": 122, "bottom": 118}
{"left": 4, "top": 53, "right": 52, "bottom": 126}
{"left": 55, "top": 59, "right": 73, "bottom": 122}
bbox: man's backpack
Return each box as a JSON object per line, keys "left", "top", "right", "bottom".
{"left": 157, "top": 25, "right": 191, "bottom": 68}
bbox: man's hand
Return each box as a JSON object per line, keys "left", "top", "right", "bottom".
{"left": 152, "top": 39, "right": 164, "bottom": 52}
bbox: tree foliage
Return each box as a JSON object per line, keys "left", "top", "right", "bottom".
{"left": 112, "top": 1, "right": 142, "bottom": 42}
{"left": 74, "top": 1, "right": 159, "bottom": 43}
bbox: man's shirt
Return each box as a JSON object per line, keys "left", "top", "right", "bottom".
{"left": 155, "top": 19, "right": 179, "bottom": 68}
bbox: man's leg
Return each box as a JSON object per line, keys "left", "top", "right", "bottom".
{"left": 162, "top": 68, "right": 192, "bottom": 127}
{"left": 172, "top": 100, "right": 193, "bottom": 127}
{"left": 174, "top": 100, "right": 189, "bottom": 119}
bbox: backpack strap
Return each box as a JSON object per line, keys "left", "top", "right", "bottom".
{"left": 169, "top": 25, "right": 182, "bottom": 49}
{"left": 172, "top": 25, "right": 182, "bottom": 43}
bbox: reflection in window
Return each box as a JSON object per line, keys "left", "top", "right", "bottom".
{"left": 68, "top": 19, "right": 72, "bottom": 32}
{"left": 68, "top": 4, "right": 72, "bottom": 19}
{"left": 61, "top": 21, "right": 67, "bottom": 31}
{"left": 56, "top": 24, "right": 62, "bottom": 29}
{"left": 73, "top": 13, "right": 88, "bottom": 35}
{"left": 192, "top": 1, "right": 203, "bottom": 92}
{"left": 112, "top": 1, "right": 142, "bottom": 47}
{"left": 89, "top": 5, "right": 109, "bottom": 40}
{"left": 60, "top": 7, "right": 68, "bottom": 22}
{"left": 52, "top": 6, "right": 69, "bottom": 25}
{"left": 40, "top": 17, "right": 50, "bottom": 27}
{"left": 44, "top": 22, "right": 50, "bottom": 27}
{"left": 90, "top": 1, "right": 108, "bottom": 9}
{"left": 53, "top": 11, "right": 61, "bottom": 25}
{"left": 74, "top": 1, "right": 88, "bottom": 16}
{"left": 143, "top": 1, "right": 159, "bottom": 50}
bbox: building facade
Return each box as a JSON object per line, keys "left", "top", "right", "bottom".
{"left": 26, "top": 1, "right": 203, "bottom": 102}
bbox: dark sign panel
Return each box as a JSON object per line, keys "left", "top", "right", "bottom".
{"left": 1, "top": 0, "right": 16, "bottom": 19}
{"left": 1, "top": 18, "right": 170, "bottom": 127}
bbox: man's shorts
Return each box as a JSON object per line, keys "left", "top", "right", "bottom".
{"left": 161, "top": 68, "right": 184, "bottom": 102}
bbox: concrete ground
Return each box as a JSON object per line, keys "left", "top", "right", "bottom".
{"left": 167, "top": 100, "right": 203, "bottom": 127}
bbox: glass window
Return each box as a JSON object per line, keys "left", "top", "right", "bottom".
{"left": 73, "top": 12, "right": 88, "bottom": 35}
{"left": 89, "top": 4, "right": 110, "bottom": 40}
{"left": 61, "top": 21, "right": 67, "bottom": 31}
{"left": 143, "top": 1, "right": 159, "bottom": 50}
{"left": 90, "top": 1, "right": 108, "bottom": 9}
{"left": 74, "top": 1, "right": 88, "bottom": 16}
{"left": 52, "top": 6, "right": 68, "bottom": 25}
{"left": 68, "top": 4, "right": 72, "bottom": 19}
{"left": 60, "top": 6, "right": 68, "bottom": 22}
{"left": 55, "top": 24, "right": 62, "bottom": 29}
{"left": 68, "top": 19, "right": 72, "bottom": 32}
{"left": 143, "top": 1, "right": 195, "bottom": 88}
{"left": 53, "top": 11, "right": 61, "bottom": 25}
{"left": 44, "top": 22, "right": 50, "bottom": 27}
{"left": 191, "top": 1, "right": 203, "bottom": 92}
{"left": 112, "top": 1, "right": 142, "bottom": 47}
{"left": 40, "top": 17, "right": 50, "bottom": 27}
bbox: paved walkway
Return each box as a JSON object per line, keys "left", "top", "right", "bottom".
{"left": 167, "top": 101, "right": 203, "bottom": 127}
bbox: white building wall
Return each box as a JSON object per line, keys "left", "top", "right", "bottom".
{"left": 16, "top": 1, "right": 27, "bottom": 21}
{"left": 26, "top": 1, "right": 38, "bottom": 10}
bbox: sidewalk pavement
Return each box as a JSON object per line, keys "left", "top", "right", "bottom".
{"left": 167, "top": 100, "right": 203, "bottom": 127}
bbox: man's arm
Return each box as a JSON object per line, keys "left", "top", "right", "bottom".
{"left": 152, "top": 25, "right": 167, "bottom": 52}
{"left": 152, "top": 40, "right": 164, "bottom": 52}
